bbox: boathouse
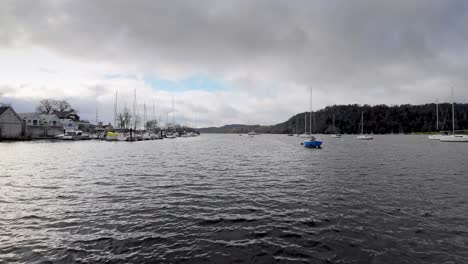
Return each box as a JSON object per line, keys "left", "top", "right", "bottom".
{"left": 0, "top": 106, "right": 24, "bottom": 139}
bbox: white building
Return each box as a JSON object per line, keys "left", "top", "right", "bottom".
{"left": 40, "top": 114, "right": 61, "bottom": 127}
{"left": 61, "top": 118, "right": 78, "bottom": 132}
{"left": 18, "top": 112, "right": 42, "bottom": 126}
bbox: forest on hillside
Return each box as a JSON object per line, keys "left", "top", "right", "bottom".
{"left": 198, "top": 103, "right": 468, "bottom": 134}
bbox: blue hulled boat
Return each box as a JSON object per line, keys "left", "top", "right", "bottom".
{"left": 303, "top": 136, "right": 322, "bottom": 148}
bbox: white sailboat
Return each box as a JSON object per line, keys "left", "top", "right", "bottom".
{"left": 428, "top": 99, "right": 448, "bottom": 140}
{"left": 331, "top": 113, "right": 342, "bottom": 138}
{"left": 357, "top": 111, "right": 373, "bottom": 140}
{"left": 440, "top": 88, "right": 468, "bottom": 142}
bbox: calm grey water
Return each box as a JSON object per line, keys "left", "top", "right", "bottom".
{"left": 1, "top": 134, "right": 467, "bottom": 264}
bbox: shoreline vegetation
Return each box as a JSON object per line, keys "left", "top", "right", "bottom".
{"left": 198, "top": 103, "right": 468, "bottom": 135}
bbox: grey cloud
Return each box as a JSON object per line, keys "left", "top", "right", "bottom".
{"left": 2, "top": 0, "right": 468, "bottom": 125}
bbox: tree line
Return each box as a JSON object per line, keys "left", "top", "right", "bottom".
{"left": 199, "top": 103, "right": 468, "bottom": 134}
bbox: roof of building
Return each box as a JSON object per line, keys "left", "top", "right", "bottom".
{"left": 0, "top": 106, "right": 23, "bottom": 121}
{"left": 18, "top": 112, "right": 42, "bottom": 120}
{"left": 40, "top": 114, "right": 60, "bottom": 123}
{"left": 0, "top": 107, "right": 9, "bottom": 116}
{"left": 55, "top": 110, "right": 79, "bottom": 119}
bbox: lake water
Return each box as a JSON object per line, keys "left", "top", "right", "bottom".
{"left": 1, "top": 134, "right": 467, "bottom": 263}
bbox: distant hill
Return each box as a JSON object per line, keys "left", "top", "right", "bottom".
{"left": 198, "top": 103, "right": 468, "bottom": 134}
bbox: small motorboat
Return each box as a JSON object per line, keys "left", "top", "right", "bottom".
{"left": 62, "top": 130, "right": 84, "bottom": 140}
{"left": 303, "top": 136, "right": 323, "bottom": 148}
{"left": 331, "top": 134, "right": 342, "bottom": 138}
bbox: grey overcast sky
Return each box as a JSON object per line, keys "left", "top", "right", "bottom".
{"left": 1, "top": 0, "right": 468, "bottom": 127}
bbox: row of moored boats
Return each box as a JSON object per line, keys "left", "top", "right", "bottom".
{"left": 56, "top": 130, "right": 199, "bottom": 141}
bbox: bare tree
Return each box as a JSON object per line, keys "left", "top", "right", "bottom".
{"left": 54, "top": 100, "right": 73, "bottom": 112}
{"left": 146, "top": 120, "right": 159, "bottom": 131}
{"left": 117, "top": 107, "right": 132, "bottom": 130}
{"left": 36, "top": 99, "right": 55, "bottom": 114}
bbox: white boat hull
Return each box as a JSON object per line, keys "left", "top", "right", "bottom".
{"left": 357, "top": 135, "right": 373, "bottom": 140}
{"left": 428, "top": 135, "right": 447, "bottom": 140}
{"left": 439, "top": 135, "right": 468, "bottom": 142}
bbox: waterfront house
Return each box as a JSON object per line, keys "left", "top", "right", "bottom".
{"left": 40, "top": 114, "right": 63, "bottom": 136}
{"left": 41, "top": 114, "right": 61, "bottom": 127}
{"left": 19, "top": 112, "right": 42, "bottom": 126}
{"left": 18, "top": 113, "right": 63, "bottom": 138}
{"left": 61, "top": 118, "right": 78, "bottom": 132}
{"left": 0, "top": 106, "right": 24, "bottom": 139}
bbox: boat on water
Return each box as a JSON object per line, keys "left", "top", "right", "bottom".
{"left": 428, "top": 133, "right": 449, "bottom": 140}
{"left": 180, "top": 133, "right": 191, "bottom": 138}
{"left": 440, "top": 88, "right": 468, "bottom": 143}
{"left": 188, "top": 132, "right": 198, "bottom": 137}
{"left": 106, "top": 131, "right": 128, "bottom": 141}
{"left": 166, "top": 132, "right": 177, "bottom": 139}
{"left": 440, "top": 134, "right": 468, "bottom": 142}
{"left": 331, "top": 113, "right": 342, "bottom": 138}
{"left": 303, "top": 135, "right": 323, "bottom": 148}
{"left": 302, "top": 87, "right": 323, "bottom": 148}
{"left": 428, "top": 100, "right": 446, "bottom": 140}
{"left": 248, "top": 131, "right": 259, "bottom": 136}
{"left": 357, "top": 111, "right": 373, "bottom": 140}
{"left": 62, "top": 130, "right": 85, "bottom": 140}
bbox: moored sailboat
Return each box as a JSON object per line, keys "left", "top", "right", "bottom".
{"left": 357, "top": 111, "right": 373, "bottom": 140}
{"left": 303, "top": 87, "right": 323, "bottom": 148}
{"left": 440, "top": 88, "right": 468, "bottom": 142}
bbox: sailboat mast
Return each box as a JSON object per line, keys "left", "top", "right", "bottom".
{"left": 143, "top": 102, "right": 147, "bottom": 130}
{"left": 436, "top": 99, "right": 439, "bottom": 131}
{"left": 152, "top": 98, "right": 155, "bottom": 122}
{"left": 172, "top": 94, "right": 175, "bottom": 127}
{"left": 114, "top": 90, "right": 118, "bottom": 127}
{"left": 309, "top": 87, "right": 312, "bottom": 134}
{"left": 452, "top": 87, "right": 455, "bottom": 135}
{"left": 333, "top": 113, "right": 336, "bottom": 134}
{"left": 304, "top": 113, "right": 307, "bottom": 134}
{"left": 361, "top": 111, "right": 364, "bottom": 134}
{"left": 296, "top": 115, "right": 298, "bottom": 134}
{"left": 133, "top": 88, "right": 137, "bottom": 130}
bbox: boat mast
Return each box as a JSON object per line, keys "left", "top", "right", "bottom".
{"left": 333, "top": 113, "right": 336, "bottom": 134}
{"left": 133, "top": 88, "right": 137, "bottom": 130}
{"left": 304, "top": 113, "right": 307, "bottom": 134}
{"left": 114, "top": 90, "right": 118, "bottom": 127}
{"left": 152, "top": 98, "right": 155, "bottom": 122}
{"left": 172, "top": 94, "right": 175, "bottom": 128}
{"left": 452, "top": 87, "right": 455, "bottom": 135}
{"left": 436, "top": 99, "right": 439, "bottom": 132}
{"left": 143, "top": 102, "right": 147, "bottom": 130}
{"left": 361, "top": 111, "right": 364, "bottom": 134}
{"left": 95, "top": 105, "right": 98, "bottom": 125}
{"left": 296, "top": 115, "right": 298, "bottom": 134}
{"left": 309, "top": 87, "right": 312, "bottom": 135}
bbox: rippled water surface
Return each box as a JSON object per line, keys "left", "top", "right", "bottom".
{"left": 1, "top": 134, "right": 468, "bottom": 263}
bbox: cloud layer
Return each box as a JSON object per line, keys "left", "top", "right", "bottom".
{"left": 1, "top": 0, "right": 468, "bottom": 127}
